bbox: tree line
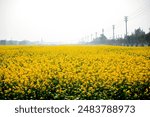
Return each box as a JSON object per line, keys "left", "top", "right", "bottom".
{"left": 0, "top": 27, "right": 150, "bottom": 46}
{"left": 90, "top": 28, "right": 150, "bottom": 46}
{"left": 0, "top": 40, "right": 32, "bottom": 45}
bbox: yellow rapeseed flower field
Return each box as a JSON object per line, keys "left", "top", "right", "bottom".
{"left": 0, "top": 45, "right": 149, "bottom": 99}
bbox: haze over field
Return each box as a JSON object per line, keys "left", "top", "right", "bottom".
{"left": 0, "top": 0, "right": 150, "bottom": 44}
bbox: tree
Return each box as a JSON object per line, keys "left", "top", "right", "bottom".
{"left": 134, "top": 28, "right": 145, "bottom": 46}
{"left": 123, "top": 28, "right": 146, "bottom": 46}
{"left": 91, "top": 34, "right": 107, "bottom": 44}
{"left": 0, "top": 40, "right": 6, "bottom": 45}
{"left": 145, "top": 32, "right": 150, "bottom": 46}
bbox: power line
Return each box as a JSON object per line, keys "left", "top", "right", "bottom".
{"left": 80, "top": 0, "right": 150, "bottom": 41}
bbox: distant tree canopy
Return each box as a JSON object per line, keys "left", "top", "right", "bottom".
{"left": 90, "top": 28, "right": 150, "bottom": 46}
{"left": 126, "top": 28, "right": 146, "bottom": 46}
{"left": 91, "top": 34, "right": 107, "bottom": 44}
{"left": 0, "top": 28, "right": 150, "bottom": 46}
{"left": 0, "top": 40, "right": 33, "bottom": 45}
{"left": 145, "top": 32, "right": 150, "bottom": 46}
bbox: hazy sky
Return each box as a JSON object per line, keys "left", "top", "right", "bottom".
{"left": 0, "top": 0, "right": 150, "bottom": 43}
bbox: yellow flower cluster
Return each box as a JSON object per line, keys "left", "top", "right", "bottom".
{"left": 0, "top": 45, "right": 149, "bottom": 99}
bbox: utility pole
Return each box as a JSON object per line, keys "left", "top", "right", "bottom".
{"left": 124, "top": 16, "right": 128, "bottom": 37}
{"left": 112, "top": 25, "right": 115, "bottom": 39}
{"left": 95, "top": 32, "right": 97, "bottom": 39}
{"left": 102, "top": 28, "right": 104, "bottom": 35}
{"left": 41, "top": 37, "right": 43, "bottom": 44}
{"left": 91, "top": 34, "right": 93, "bottom": 41}
{"left": 85, "top": 35, "right": 87, "bottom": 41}
{"left": 121, "top": 34, "right": 122, "bottom": 38}
{"left": 87, "top": 35, "right": 89, "bottom": 42}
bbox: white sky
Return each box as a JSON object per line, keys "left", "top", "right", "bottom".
{"left": 0, "top": 0, "right": 150, "bottom": 43}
